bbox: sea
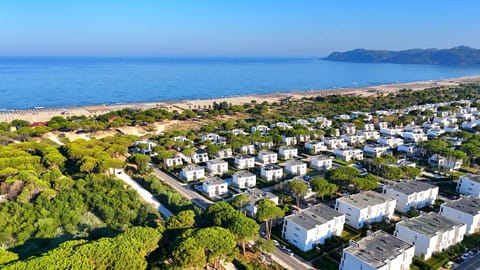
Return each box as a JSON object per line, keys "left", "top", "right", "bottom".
{"left": 1, "top": 57, "right": 480, "bottom": 110}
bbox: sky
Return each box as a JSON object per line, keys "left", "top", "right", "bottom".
{"left": 0, "top": 0, "right": 479, "bottom": 57}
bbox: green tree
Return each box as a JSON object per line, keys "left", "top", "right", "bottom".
{"left": 166, "top": 210, "right": 196, "bottom": 230}
{"left": 172, "top": 237, "right": 206, "bottom": 269}
{"left": 231, "top": 193, "right": 250, "bottom": 215}
{"left": 228, "top": 215, "right": 259, "bottom": 255}
{"left": 310, "top": 177, "right": 337, "bottom": 200}
{"left": 287, "top": 179, "right": 308, "bottom": 209}
{"left": 256, "top": 199, "right": 284, "bottom": 240}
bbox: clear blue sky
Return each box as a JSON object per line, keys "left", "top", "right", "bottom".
{"left": 1, "top": 0, "right": 479, "bottom": 57}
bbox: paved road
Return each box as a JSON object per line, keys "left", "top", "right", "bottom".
{"left": 115, "top": 169, "right": 174, "bottom": 218}
{"left": 152, "top": 167, "right": 213, "bottom": 209}
{"left": 454, "top": 253, "right": 480, "bottom": 270}
{"left": 272, "top": 248, "right": 313, "bottom": 270}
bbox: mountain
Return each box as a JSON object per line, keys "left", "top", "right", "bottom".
{"left": 323, "top": 46, "right": 480, "bottom": 66}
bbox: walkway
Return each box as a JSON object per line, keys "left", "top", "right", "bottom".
{"left": 115, "top": 169, "right": 173, "bottom": 218}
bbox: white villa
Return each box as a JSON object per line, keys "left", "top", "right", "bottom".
{"left": 441, "top": 196, "right": 480, "bottom": 235}
{"left": 335, "top": 191, "right": 396, "bottom": 229}
{"left": 181, "top": 165, "right": 205, "bottom": 181}
{"left": 234, "top": 154, "right": 255, "bottom": 169}
{"left": 383, "top": 181, "right": 438, "bottom": 213}
{"left": 285, "top": 160, "right": 307, "bottom": 176}
{"left": 202, "top": 177, "right": 228, "bottom": 198}
{"left": 340, "top": 230, "right": 414, "bottom": 270}
{"left": 232, "top": 170, "right": 256, "bottom": 189}
{"left": 261, "top": 164, "right": 283, "bottom": 181}
{"left": 394, "top": 213, "right": 466, "bottom": 260}
{"left": 283, "top": 204, "right": 345, "bottom": 252}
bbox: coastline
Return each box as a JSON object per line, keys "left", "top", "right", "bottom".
{"left": 2, "top": 75, "right": 480, "bottom": 123}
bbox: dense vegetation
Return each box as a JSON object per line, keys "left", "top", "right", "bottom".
{"left": 324, "top": 46, "right": 480, "bottom": 65}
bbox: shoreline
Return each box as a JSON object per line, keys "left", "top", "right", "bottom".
{"left": 2, "top": 75, "right": 480, "bottom": 123}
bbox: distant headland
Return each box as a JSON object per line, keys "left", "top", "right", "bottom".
{"left": 323, "top": 46, "right": 480, "bottom": 66}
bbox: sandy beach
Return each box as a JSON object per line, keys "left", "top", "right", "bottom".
{"left": 2, "top": 75, "right": 479, "bottom": 123}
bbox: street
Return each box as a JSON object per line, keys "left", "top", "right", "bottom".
{"left": 271, "top": 247, "right": 313, "bottom": 270}
{"left": 115, "top": 169, "right": 173, "bottom": 218}
{"left": 454, "top": 252, "right": 480, "bottom": 270}
{"left": 151, "top": 167, "right": 213, "bottom": 209}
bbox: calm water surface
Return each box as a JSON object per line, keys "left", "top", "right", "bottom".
{"left": 1, "top": 57, "right": 480, "bottom": 109}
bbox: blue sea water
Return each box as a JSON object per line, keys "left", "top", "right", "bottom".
{"left": 1, "top": 57, "right": 480, "bottom": 110}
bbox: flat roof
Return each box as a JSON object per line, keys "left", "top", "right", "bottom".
{"left": 233, "top": 170, "right": 255, "bottom": 178}
{"left": 397, "top": 212, "right": 464, "bottom": 237}
{"left": 386, "top": 181, "right": 437, "bottom": 195}
{"left": 183, "top": 165, "right": 204, "bottom": 171}
{"left": 258, "top": 150, "right": 276, "bottom": 155}
{"left": 443, "top": 196, "right": 480, "bottom": 216}
{"left": 235, "top": 154, "right": 254, "bottom": 160}
{"left": 279, "top": 146, "right": 297, "bottom": 151}
{"left": 244, "top": 188, "right": 277, "bottom": 204}
{"left": 262, "top": 164, "right": 282, "bottom": 170}
{"left": 204, "top": 177, "right": 226, "bottom": 186}
{"left": 344, "top": 230, "right": 413, "bottom": 268}
{"left": 286, "top": 160, "right": 306, "bottom": 166}
{"left": 337, "top": 191, "right": 394, "bottom": 209}
{"left": 285, "top": 203, "right": 344, "bottom": 230}
{"left": 462, "top": 173, "right": 480, "bottom": 184}
{"left": 208, "top": 159, "right": 227, "bottom": 164}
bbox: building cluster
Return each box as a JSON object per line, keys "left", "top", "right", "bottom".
{"left": 140, "top": 98, "right": 480, "bottom": 269}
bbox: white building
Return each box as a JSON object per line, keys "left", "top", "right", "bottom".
{"left": 341, "top": 123, "right": 356, "bottom": 135}
{"left": 251, "top": 125, "right": 270, "bottom": 135}
{"left": 261, "top": 164, "right": 283, "bottom": 181}
{"left": 165, "top": 156, "right": 183, "bottom": 167}
{"left": 278, "top": 146, "right": 298, "bottom": 160}
{"left": 215, "top": 148, "right": 233, "bottom": 159}
{"left": 383, "top": 181, "right": 438, "bottom": 213}
{"left": 132, "top": 140, "right": 155, "bottom": 155}
{"left": 191, "top": 150, "right": 209, "bottom": 163}
{"left": 271, "top": 122, "right": 293, "bottom": 130}
{"left": 232, "top": 170, "right": 256, "bottom": 189}
{"left": 201, "top": 133, "right": 226, "bottom": 145}
{"left": 335, "top": 191, "right": 396, "bottom": 229}
{"left": 304, "top": 141, "right": 327, "bottom": 155}
{"left": 334, "top": 148, "right": 364, "bottom": 162}
{"left": 282, "top": 136, "right": 298, "bottom": 146}
{"left": 427, "top": 127, "right": 445, "bottom": 137}
{"left": 376, "top": 122, "right": 389, "bottom": 130}
{"left": 364, "top": 123, "right": 375, "bottom": 131}
{"left": 310, "top": 155, "right": 333, "bottom": 170}
{"left": 283, "top": 204, "right": 345, "bottom": 252}
{"left": 441, "top": 196, "right": 480, "bottom": 235}
{"left": 257, "top": 150, "right": 278, "bottom": 165}
{"left": 285, "top": 160, "right": 307, "bottom": 176}
{"left": 340, "top": 230, "right": 414, "bottom": 270}
{"left": 402, "top": 132, "right": 428, "bottom": 143}
{"left": 309, "top": 117, "right": 332, "bottom": 128}
{"left": 457, "top": 174, "right": 480, "bottom": 197}
{"left": 397, "top": 144, "right": 417, "bottom": 155}
{"left": 242, "top": 188, "right": 279, "bottom": 217}
{"left": 323, "top": 137, "right": 348, "bottom": 150}
{"left": 377, "top": 137, "right": 404, "bottom": 148}
{"left": 206, "top": 159, "right": 229, "bottom": 175}
{"left": 341, "top": 134, "right": 366, "bottom": 145}
{"left": 358, "top": 130, "right": 380, "bottom": 140}
{"left": 394, "top": 213, "right": 466, "bottom": 260}
{"left": 202, "top": 177, "right": 228, "bottom": 198}
{"left": 363, "top": 144, "right": 390, "bottom": 158}
{"left": 234, "top": 154, "right": 255, "bottom": 169}
{"left": 238, "top": 144, "right": 255, "bottom": 155}
{"left": 380, "top": 128, "right": 403, "bottom": 137}
{"left": 428, "top": 154, "right": 463, "bottom": 172}
{"left": 181, "top": 165, "right": 205, "bottom": 181}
